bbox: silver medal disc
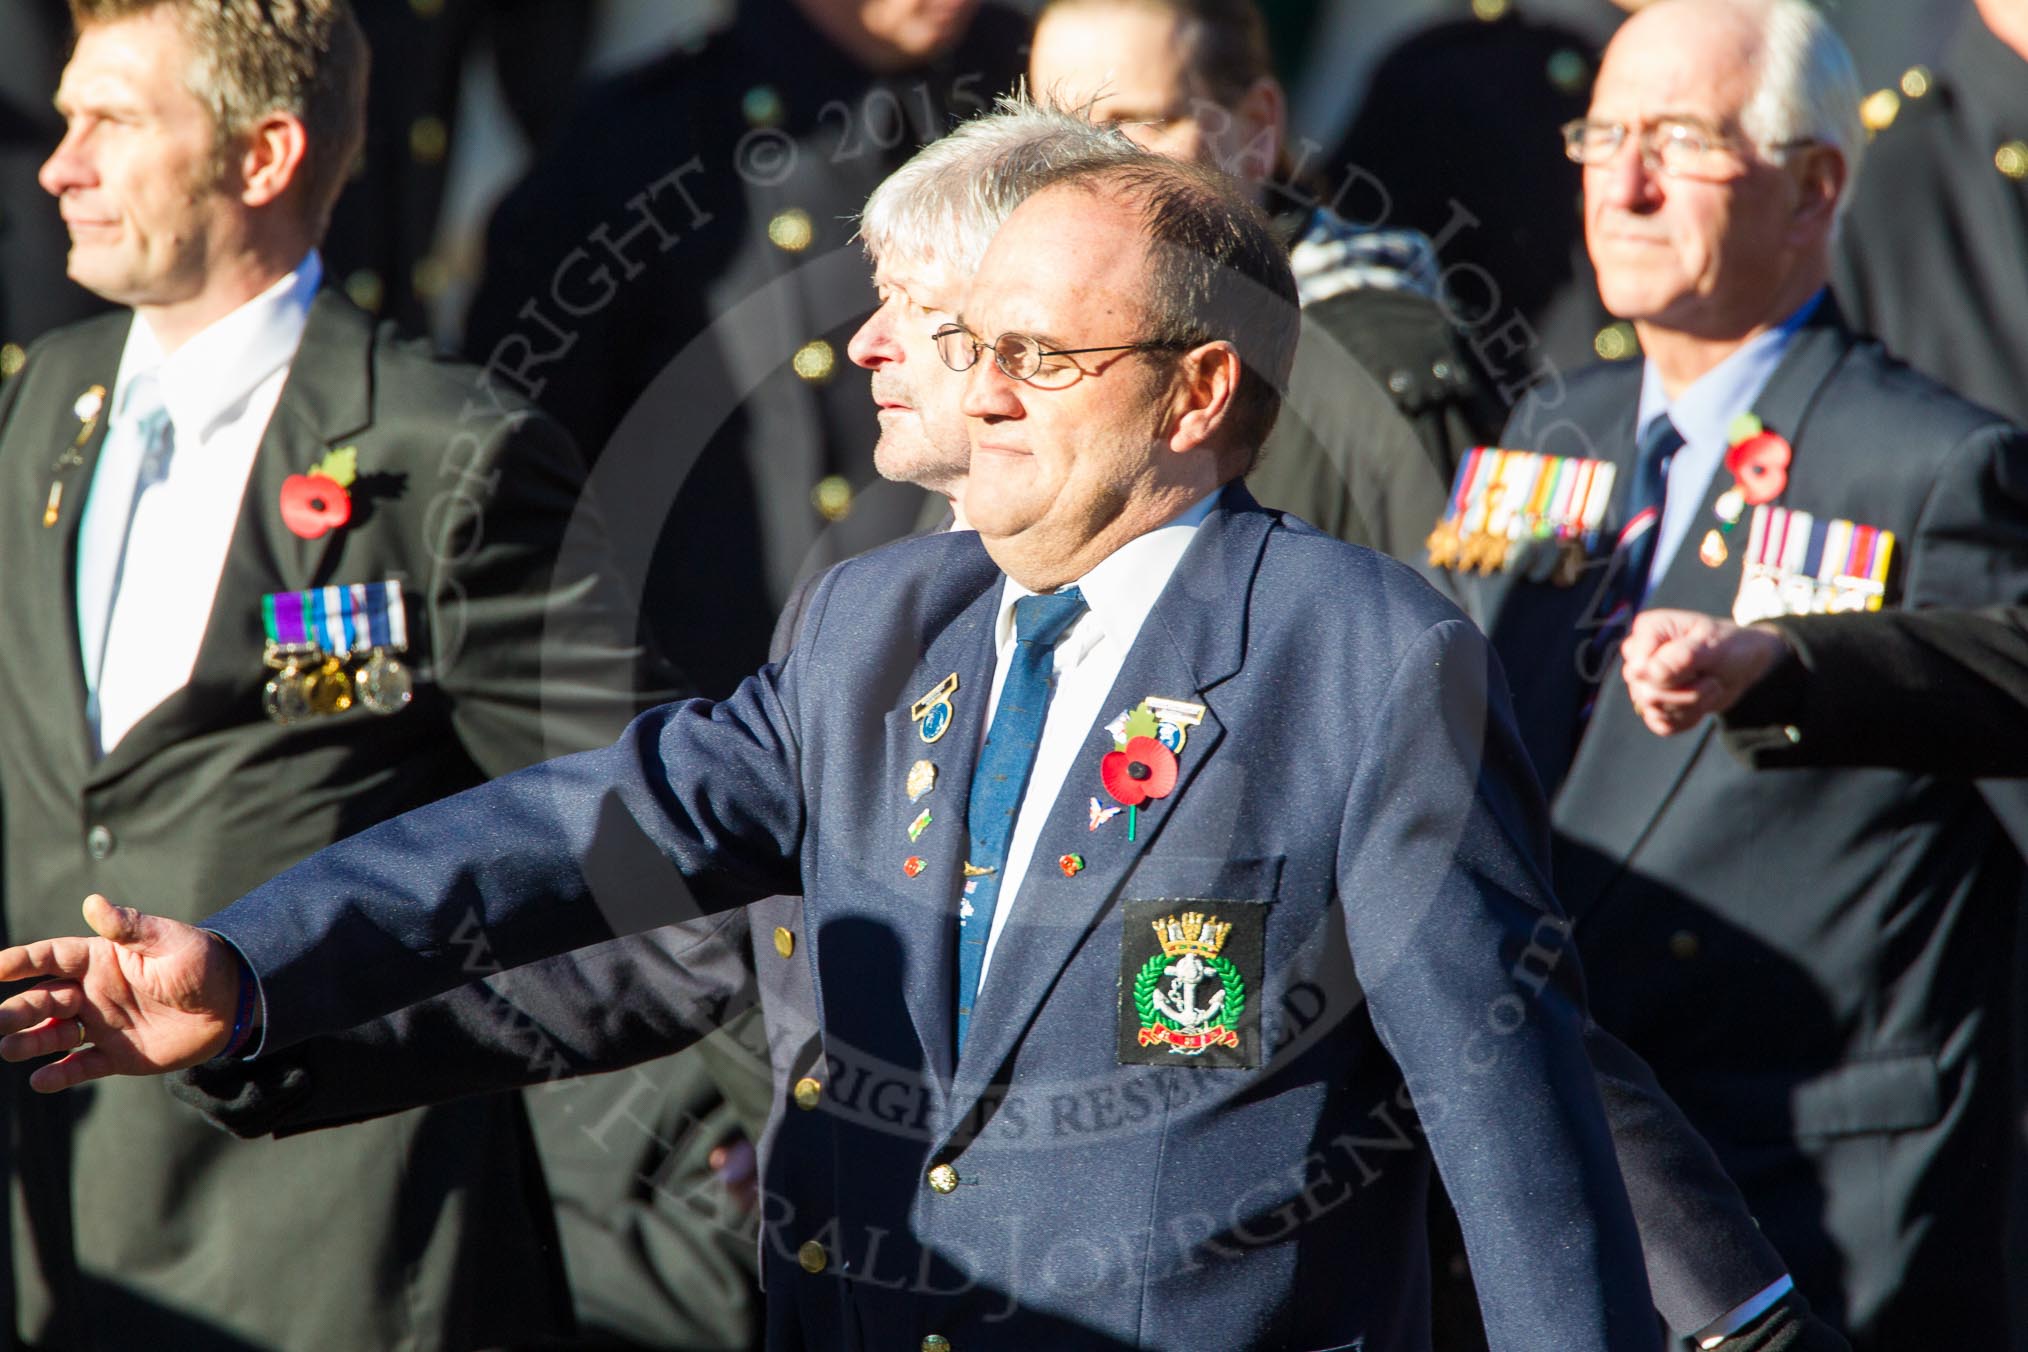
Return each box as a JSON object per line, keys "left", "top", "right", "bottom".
{"left": 356, "top": 650, "right": 414, "bottom": 715}
{"left": 263, "top": 666, "right": 313, "bottom": 725}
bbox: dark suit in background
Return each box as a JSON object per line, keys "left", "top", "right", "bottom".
{"left": 0, "top": 292, "right": 669, "bottom": 1349}
{"left": 1715, "top": 605, "right": 2028, "bottom": 775}
{"left": 1472, "top": 305, "right": 2028, "bottom": 1347}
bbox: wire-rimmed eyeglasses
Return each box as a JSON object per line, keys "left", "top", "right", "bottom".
{"left": 1560, "top": 116, "right": 1819, "bottom": 180}
{"left": 933, "top": 322, "right": 1186, "bottom": 386}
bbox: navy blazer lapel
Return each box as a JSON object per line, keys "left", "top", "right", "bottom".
{"left": 870, "top": 555, "right": 1003, "bottom": 1094}
{"left": 1554, "top": 305, "right": 1856, "bottom": 919}
{"left": 942, "top": 489, "right": 1267, "bottom": 1127}
{"left": 90, "top": 293, "right": 375, "bottom": 785}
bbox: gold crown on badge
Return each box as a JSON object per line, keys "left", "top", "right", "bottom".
{"left": 1153, "top": 912, "right": 1232, "bottom": 960}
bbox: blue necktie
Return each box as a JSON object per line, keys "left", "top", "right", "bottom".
{"left": 955, "top": 586, "right": 1087, "bottom": 1053}
{"left": 1584, "top": 414, "right": 1683, "bottom": 680}
{"left": 79, "top": 374, "right": 173, "bottom": 745}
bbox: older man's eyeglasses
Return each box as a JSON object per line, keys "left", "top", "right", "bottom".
{"left": 1560, "top": 117, "right": 1818, "bottom": 180}
{"left": 933, "top": 323, "right": 1185, "bottom": 387}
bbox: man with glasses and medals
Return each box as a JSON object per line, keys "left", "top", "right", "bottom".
{"left": 1444, "top": 1, "right": 2028, "bottom": 1346}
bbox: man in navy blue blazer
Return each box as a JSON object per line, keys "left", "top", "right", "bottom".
{"left": 0, "top": 156, "right": 1658, "bottom": 1350}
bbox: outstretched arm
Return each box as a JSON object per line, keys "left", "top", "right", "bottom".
{"left": 0, "top": 895, "right": 245, "bottom": 1091}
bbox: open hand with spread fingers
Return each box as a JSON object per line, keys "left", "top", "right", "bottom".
{"left": 0, "top": 894, "right": 245, "bottom": 1091}
{"left": 1622, "top": 609, "right": 1792, "bottom": 736}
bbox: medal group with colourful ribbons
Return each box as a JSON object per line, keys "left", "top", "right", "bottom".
{"left": 260, "top": 580, "right": 414, "bottom": 724}
{"left": 1732, "top": 506, "right": 1895, "bottom": 624}
{"left": 1427, "top": 446, "right": 1618, "bottom": 586}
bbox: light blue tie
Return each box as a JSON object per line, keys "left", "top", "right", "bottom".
{"left": 79, "top": 374, "right": 173, "bottom": 743}
{"left": 955, "top": 586, "right": 1088, "bottom": 1053}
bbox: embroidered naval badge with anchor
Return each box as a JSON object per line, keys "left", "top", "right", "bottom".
{"left": 1117, "top": 900, "right": 1264, "bottom": 1069}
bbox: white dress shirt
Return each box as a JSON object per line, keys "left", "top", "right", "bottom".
{"left": 974, "top": 491, "right": 1217, "bottom": 984}
{"left": 77, "top": 252, "right": 322, "bottom": 754}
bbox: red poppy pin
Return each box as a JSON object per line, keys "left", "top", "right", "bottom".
{"left": 280, "top": 446, "right": 358, "bottom": 540}
{"left": 1723, "top": 414, "right": 1791, "bottom": 508}
{"left": 1100, "top": 701, "right": 1186, "bottom": 841}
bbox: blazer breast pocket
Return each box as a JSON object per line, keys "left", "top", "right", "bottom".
{"left": 1122, "top": 853, "right": 1283, "bottom": 903}
{"left": 1117, "top": 855, "right": 1283, "bottom": 1070}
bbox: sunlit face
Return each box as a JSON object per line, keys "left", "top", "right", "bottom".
{"left": 847, "top": 254, "right": 970, "bottom": 495}
{"left": 1029, "top": 2, "right": 1277, "bottom": 181}
{"left": 957, "top": 185, "right": 1178, "bottom": 553}
{"left": 1583, "top": 4, "right": 1815, "bottom": 338}
{"left": 39, "top": 9, "right": 238, "bottom": 310}
{"left": 813, "top": 0, "right": 980, "bottom": 65}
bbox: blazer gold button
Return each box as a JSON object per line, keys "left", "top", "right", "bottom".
{"left": 1859, "top": 88, "right": 1901, "bottom": 134}
{"left": 1593, "top": 322, "right": 1638, "bottom": 362}
{"left": 811, "top": 474, "right": 853, "bottom": 522}
{"left": 922, "top": 1337, "right": 952, "bottom": 1351}
{"left": 1668, "top": 930, "right": 1701, "bottom": 961}
{"left": 86, "top": 825, "right": 115, "bottom": 861}
{"left": 793, "top": 1076, "right": 823, "bottom": 1110}
{"left": 409, "top": 116, "right": 449, "bottom": 165}
{"left": 344, "top": 269, "right": 385, "bottom": 314}
{"left": 768, "top": 208, "right": 815, "bottom": 253}
{"left": 773, "top": 926, "right": 795, "bottom": 959}
{"left": 792, "top": 340, "right": 837, "bottom": 384}
{"left": 797, "top": 1240, "right": 827, "bottom": 1274}
{"left": 927, "top": 1163, "right": 958, "bottom": 1194}
{"left": 743, "top": 85, "right": 786, "bottom": 129}
{"left": 0, "top": 343, "right": 24, "bottom": 378}
{"left": 1997, "top": 140, "right": 2028, "bottom": 181}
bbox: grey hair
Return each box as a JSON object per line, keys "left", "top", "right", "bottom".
{"left": 857, "top": 89, "right": 1149, "bottom": 275}
{"left": 1736, "top": 0, "right": 1865, "bottom": 214}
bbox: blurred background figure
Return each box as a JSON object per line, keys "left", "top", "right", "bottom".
{"left": 1028, "top": 0, "right": 1498, "bottom": 563}
{"left": 458, "top": 0, "right": 1029, "bottom": 698}
{"left": 323, "top": 0, "right": 599, "bottom": 337}
{"left": 1834, "top": 0, "right": 2028, "bottom": 428}
{"left": 1256, "top": 0, "right": 1974, "bottom": 416}
{"left": 0, "top": 0, "right": 110, "bottom": 365}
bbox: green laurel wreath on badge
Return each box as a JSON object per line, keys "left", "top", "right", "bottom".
{"left": 1133, "top": 952, "right": 1245, "bottom": 1036}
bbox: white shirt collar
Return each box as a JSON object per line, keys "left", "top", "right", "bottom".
{"left": 113, "top": 250, "right": 322, "bottom": 443}
{"left": 992, "top": 491, "right": 1219, "bottom": 659}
